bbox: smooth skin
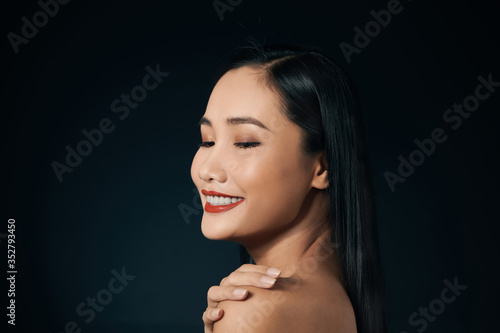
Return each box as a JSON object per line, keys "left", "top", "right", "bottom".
{"left": 202, "top": 264, "right": 281, "bottom": 333}
{"left": 202, "top": 233, "right": 356, "bottom": 333}
{"left": 192, "top": 66, "right": 357, "bottom": 332}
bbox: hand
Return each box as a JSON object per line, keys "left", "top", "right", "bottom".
{"left": 202, "top": 264, "right": 281, "bottom": 333}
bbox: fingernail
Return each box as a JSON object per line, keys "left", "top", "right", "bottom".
{"left": 267, "top": 267, "right": 281, "bottom": 278}
{"left": 260, "top": 275, "right": 276, "bottom": 287}
{"left": 212, "top": 309, "right": 221, "bottom": 317}
{"left": 233, "top": 288, "right": 247, "bottom": 297}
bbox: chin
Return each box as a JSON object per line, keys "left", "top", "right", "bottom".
{"left": 201, "top": 216, "right": 235, "bottom": 241}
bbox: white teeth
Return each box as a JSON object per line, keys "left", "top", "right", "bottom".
{"left": 207, "top": 195, "right": 243, "bottom": 206}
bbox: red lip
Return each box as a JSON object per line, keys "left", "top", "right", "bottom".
{"left": 201, "top": 189, "right": 245, "bottom": 213}
{"left": 201, "top": 190, "right": 242, "bottom": 198}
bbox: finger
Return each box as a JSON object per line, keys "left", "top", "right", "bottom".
{"left": 207, "top": 285, "right": 249, "bottom": 308}
{"left": 217, "top": 265, "right": 281, "bottom": 287}
{"left": 203, "top": 308, "right": 223, "bottom": 328}
{"left": 202, "top": 310, "right": 213, "bottom": 333}
{"left": 235, "top": 264, "right": 282, "bottom": 278}
{"left": 220, "top": 271, "right": 278, "bottom": 289}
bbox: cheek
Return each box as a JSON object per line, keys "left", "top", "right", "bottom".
{"left": 240, "top": 152, "right": 309, "bottom": 222}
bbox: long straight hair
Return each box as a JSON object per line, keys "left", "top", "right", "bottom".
{"left": 216, "top": 43, "right": 387, "bottom": 333}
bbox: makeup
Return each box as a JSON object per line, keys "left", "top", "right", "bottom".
{"left": 202, "top": 189, "right": 245, "bottom": 213}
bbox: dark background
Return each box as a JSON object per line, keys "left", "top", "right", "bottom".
{"left": 2, "top": 0, "right": 499, "bottom": 332}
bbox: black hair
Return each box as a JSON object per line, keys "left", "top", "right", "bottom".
{"left": 217, "top": 43, "right": 387, "bottom": 333}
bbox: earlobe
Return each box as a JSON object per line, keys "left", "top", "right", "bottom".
{"left": 311, "top": 151, "right": 329, "bottom": 190}
{"left": 312, "top": 169, "right": 329, "bottom": 190}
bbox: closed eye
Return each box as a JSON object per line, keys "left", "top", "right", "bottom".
{"left": 196, "top": 142, "right": 260, "bottom": 149}
{"left": 197, "top": 141, "right": 214, "bottom": 148}
{"left": 235, "top": 142, "right": 260, "bottom": 149}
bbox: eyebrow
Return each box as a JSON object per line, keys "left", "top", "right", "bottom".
{"left": 198, "top": 116, "right": 270, "bottom": 131}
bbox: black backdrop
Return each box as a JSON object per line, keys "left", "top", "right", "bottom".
{"left": 2, "top": 0, "right": 499, "bottom": 332}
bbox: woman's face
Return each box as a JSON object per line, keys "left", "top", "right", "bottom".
{"left": 191, "top": 66, "right": 321, "bottom": 245}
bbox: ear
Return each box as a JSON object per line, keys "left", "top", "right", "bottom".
{"left": 311, "top": 151, "right": 329, "bottom": 190}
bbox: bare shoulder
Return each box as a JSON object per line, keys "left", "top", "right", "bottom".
{"left": 213, "top": 276, "right": 357, "bottom": 333}
{"left": 212, "top": 284, "right": 286, "bottom": 333}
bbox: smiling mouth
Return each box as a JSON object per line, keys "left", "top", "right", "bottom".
{"left": 203, "top": 195, "right": 245, "bottom": 213}
{"left": 206, "top": 195, "right": 244, "bottom": 206}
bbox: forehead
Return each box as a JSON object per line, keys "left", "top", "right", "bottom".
{"left": 204, "top": 66, "right": 284, "bottom": 122}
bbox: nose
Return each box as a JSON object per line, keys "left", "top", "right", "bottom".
{"left": 197, "top": 147, "right": 228, "bottom": 184}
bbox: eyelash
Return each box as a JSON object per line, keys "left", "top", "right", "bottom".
{"left": 197, "top": 141, "right": 260, "bottom": 150}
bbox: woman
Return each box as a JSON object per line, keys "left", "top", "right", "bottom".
{"left": 191, "top": 43, "right": 388, "bottom": 332}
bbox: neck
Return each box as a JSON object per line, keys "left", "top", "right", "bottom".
{"left": 242, "top": 189, "right": 338, "bottom": 279}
